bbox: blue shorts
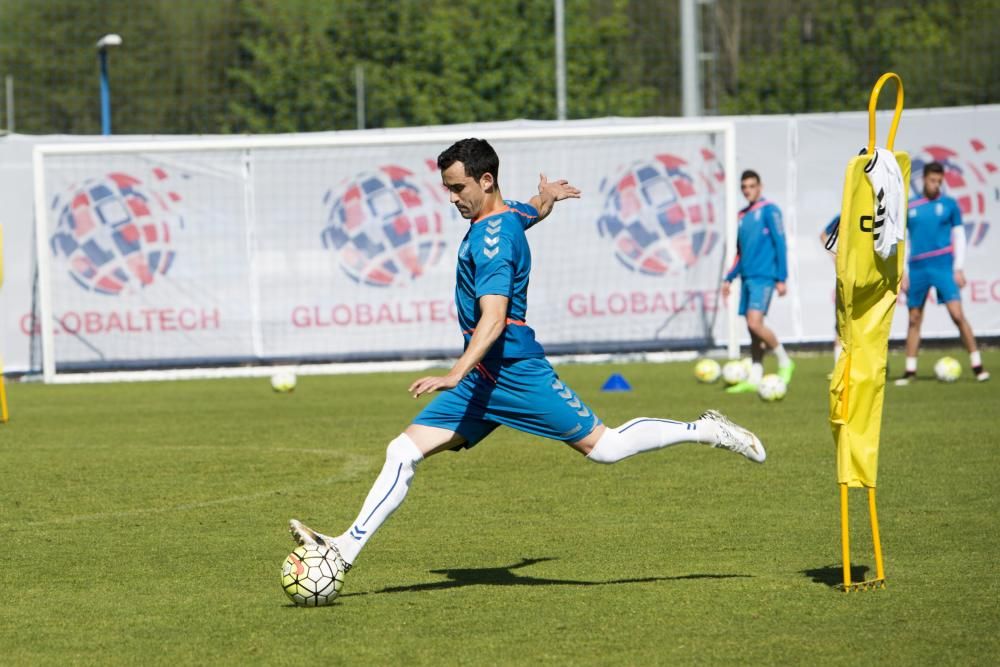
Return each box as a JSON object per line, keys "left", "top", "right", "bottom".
{"left": 739, "top": 278, "right": 775, "bottom": 316}
{"left": 907, "top": 260, "right": 960, "bottom": 308}
{"left": 412, "top": 357, "right": 601, "bottom": 448}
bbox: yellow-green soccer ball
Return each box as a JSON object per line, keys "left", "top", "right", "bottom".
{"left": 722, "top": 360, "right": 748, "bottom": 386}
{"left": 270, "top": 371, "right": 297, "bottom": 393}
{"left": 281, "top": 545, "right": 346, "bottom": 607}
{"left": 694, "top": 358, "right": 722, "bottom": 384}
{"left": 757, "top": 373, "right": 787, "bottom": 402}
{"left": 933, "top": 356, "right": 962, "bottom": 383}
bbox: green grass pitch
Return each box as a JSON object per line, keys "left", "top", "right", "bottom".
{"left": 1, "top": 350, "right": 998, "bottom": 664}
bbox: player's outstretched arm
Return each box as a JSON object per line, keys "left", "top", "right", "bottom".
{"left": 408, "top": 294, "right": 509, "bottom": 398}
{"left": 529, "top": 173, "right": 580, "bottom": 223}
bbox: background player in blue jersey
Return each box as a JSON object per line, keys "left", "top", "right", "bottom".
{"left": 290, "top": 139, "right": 766, "bottom": 574}
{"left": 896, "top": 161, "right": 989, "bottom": 385}
{"left": 721, "top": 170, "right": 794, "bottom": 393}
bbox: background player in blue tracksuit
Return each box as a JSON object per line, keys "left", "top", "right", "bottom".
{"left": 721, "top": 169, "right": 794, "bottom": 393}
{"left": 290, "top": 139, "right": 766, "bottom": 574}
{"left": 896, "top": 161, "right": 989, "bottom": 385}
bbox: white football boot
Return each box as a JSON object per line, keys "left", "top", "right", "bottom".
{"left": 698, "top": 410, "right": 766, "bottom": 463}
{"left": 289, "top": 519, "right": 352, "bottom": 572}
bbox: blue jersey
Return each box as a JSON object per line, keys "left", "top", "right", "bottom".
{"left": 725, "top": 198, "right": 787, "bottom": 282}
{"left": 455, "top": 200, "right": 545, "bottom": 362}
{"left": 907, "top": 195, "right": 962, "bottom": 265}
{"left": 823, "top": 215, "right": 840, "bottom": 237}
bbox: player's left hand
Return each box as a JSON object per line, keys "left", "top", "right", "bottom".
{"left": 538, "top": 173, "right": 581, "bottom": 202}
{"left": 954, "top": 270, "right": 967, "bottom": 288}
{"left": 776, "top": 281, "right": 787, "bottom": 296}
{"left": 408, "top": 373, "right": 461, "bottom": 398}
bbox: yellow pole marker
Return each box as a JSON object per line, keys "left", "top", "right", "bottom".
{"left": 831, "top": 73, "right": 907, "bottom": 592}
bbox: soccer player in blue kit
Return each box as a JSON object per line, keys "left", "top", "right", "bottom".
{"left": 721, "top": 170, "right": 795, "bottom": 393}
{"left": 290, "top": 139, "right": 765, "bottom": 573}
{"left": 896, "top": 161, "right": 989, "bottom": 385}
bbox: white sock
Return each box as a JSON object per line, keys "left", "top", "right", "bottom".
{"left": 334, "top": 433, "right": 423, "bottom": 564}
{"left": 773, "top": 344, "right": 791, "bottom": 367}
{"left": 586, "top": 418, "right": 713, "bottom": 464}
{"left": 970, "top": 350, "right": 982, "bottom": 368}
{"left": 905, "top": 356, "right": 918, "bottom": 373}
{"left": 749, "top": 362, "right": 764, "bottom": 385}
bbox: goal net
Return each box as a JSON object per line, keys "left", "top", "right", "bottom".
{"left": 32, "top": 123, "right": 737, "bottom": 383}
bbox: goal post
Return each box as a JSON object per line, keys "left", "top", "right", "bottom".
{"left": 32, "top": 122, "right": 739, "bottom": 383}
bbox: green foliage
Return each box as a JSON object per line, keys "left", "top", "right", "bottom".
{"left": 0, "top": 0, "right": 997, "bottom": 133}
{"left": 718, "top": 0, "right": 1000, "bottom": 114}
{"left": 1, "top": 351, "right": 998, "bottom": 662}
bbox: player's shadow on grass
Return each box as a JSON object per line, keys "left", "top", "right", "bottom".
{"left": 341, "top": 557, "right": 751, "bottom": 597}
{"left": 802, "top": 564, "right": 870, "bottom": 587}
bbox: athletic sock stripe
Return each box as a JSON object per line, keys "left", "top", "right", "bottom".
{"left": 618, "top": 418, "right": 687, "bottom": 433}
{"left": 361, "top": 462, "right": 403, "bottom": 527}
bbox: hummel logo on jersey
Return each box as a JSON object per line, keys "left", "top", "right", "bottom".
{"left": 484, "top": 220, "right": 501, "bottom": 259}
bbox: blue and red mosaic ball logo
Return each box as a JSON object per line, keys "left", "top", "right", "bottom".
{"left": 320, "top": 164, "right": 448, "bottom": 287}
{"left": 597, "top": 149, "right": 724, "bottom": 276}
{"left": 49, "top": 169, "right": 184, "bottom": 296}
{"left": 909, "top": 139, "right": 998, "bottom": 248}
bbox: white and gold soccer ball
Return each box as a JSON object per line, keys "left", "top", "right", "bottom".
{"left": 694, "top": 358, "right": 722, "bottom": 384}
{"left": 281, "top": 544, "right": 346, "bottom": 607}
{"left": 722, "top": 360, "right": 749, "bottom": 386}
{"left": 934, "top": 356, "right": 962, "bottom": 383}
{"left": 757, "top": 373, "right": 787, "bottom": 402}
{"left": 270, "top": 371, "right": 297, "bottom": 393}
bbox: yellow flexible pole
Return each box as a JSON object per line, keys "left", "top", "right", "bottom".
{"left": 868, "top": 487, "right": 885, "bottom": 583}
{"left": 840, "top": 483, "right": 851, "bottom": 589}
{"left": 867, "top": 72, "right": 904, "bottom": 153}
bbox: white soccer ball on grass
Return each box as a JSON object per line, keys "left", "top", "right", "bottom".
{"left": 270, "top": 371, "right": 297, "bottom": 393}
{"left": 281, "top": 544, "right": 346, "bottom": 607}
{"left": 757, "top": 373, "right": 787, "bottom": 402}
{"left": 933, "top": 357, "right": 961, "bottom": 383}
{"left": 722, "top": 360, "right": 748, "bottom": 386}
{"left": 694, "top": 358, "right": 722, "bottom": 384}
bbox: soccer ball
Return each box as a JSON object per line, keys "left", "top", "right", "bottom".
{"left": 934, "top": 357, "right": 962, "bottom": 383}
{"left": 722, "top": 360, "right": 748, "bottom": 386}
{"left": 281, "top": 545, "right": 347, "bottom": 607}
{"left": 694, "top": 358, "right": 722, "bottom": 384}
{"left": 270, "top": 371, "right": 297, "bottom": 393}
{"left": 757, "top": 374, "right": 787, "bottom": 402}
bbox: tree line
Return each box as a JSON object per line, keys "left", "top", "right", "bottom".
{"left": 0, "top": 0, "right": 996, "bottom": 135}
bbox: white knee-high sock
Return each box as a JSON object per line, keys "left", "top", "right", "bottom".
{"left": 586, "top": 418, "right": 714, "bottom": 464}
{"left": 335, "top": 433, "right": 423, "bottom": 564}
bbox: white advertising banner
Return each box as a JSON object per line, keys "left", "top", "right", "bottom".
{"left": 1, "top": 105, "right": 998, "bottom": 375}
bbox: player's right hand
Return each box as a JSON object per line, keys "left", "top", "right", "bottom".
{"left": 408, "top": 373, "right": 461, "bottom": 398}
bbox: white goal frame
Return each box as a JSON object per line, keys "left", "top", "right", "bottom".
{"left": 33, "top": 122, "right": 739, "bottom": 384}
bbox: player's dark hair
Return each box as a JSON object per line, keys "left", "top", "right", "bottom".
{"left": 923, "top": 161, "right": 945, "bottom": 177}
{"left": 437, "top": 138, "right": 499, "bottom": 182}
{"left": 740, "top": 169, "right": 761, "bottom": 183}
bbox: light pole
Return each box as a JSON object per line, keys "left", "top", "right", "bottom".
{"left": 96, "top": 34, "right": 122, "bottom": 135}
